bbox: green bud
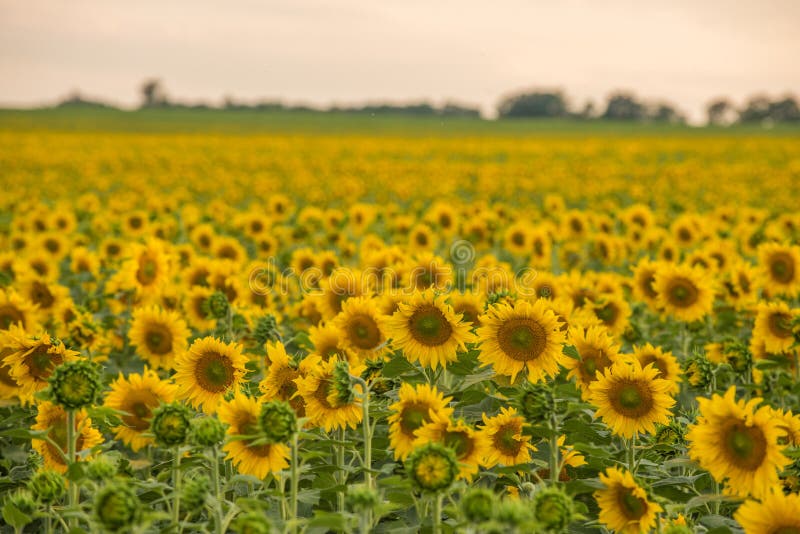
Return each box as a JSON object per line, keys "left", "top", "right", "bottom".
{"left": 495, "top": 498, "right": 534, "bottom": 527}
{"left": 190, "top": 416, "right": 227, "bottom": 448}
{"left": 150, "top": 402, "right": 192, "bottom": 447}
{"left": 182, "top": 475, "right": 210, "bottom": 510}
{"left": 405, "top": 442, "right": 458, "bottom": 493}
{"left": 664, "top": 525, "right": 693, "bottom": 534}
{"left": 346, "top": 484, "right": 380, "bottom": 512}
{"left": 253, "top": 315, "right": 280, "bottom": 346}
{"left": 48, "top": 359, "right": 103, "bottom": 410}
{"left": 86, "top": 455, "right": 118, "bottom": 481}
{"left": 258, "top": 400, "right": 297, "bottom": 443}
{"left": 514, "top": 383, "right": 554, "bottom": 426}
{"left": 205, "top": 291, "right": 230, "bottom": 320}
{"left": 2, "top": 490, "right": 36, "bottom": 530}
{"left": 94, "top": 483, "right": 140, "bottom": 531}
{"left": 231, "top": 511, "right": 272, "bottom": 534}
{"left": 460, "top": 487, "right": 496, "bottom": 523}
{"left": 531, "top": 487, "right": 575, "bottom": 533}
{"left": 330, "top": 359, "right": 354, "bottom": 405}
{"left": 28, "top": 469, "right": 66, "bottom": 504}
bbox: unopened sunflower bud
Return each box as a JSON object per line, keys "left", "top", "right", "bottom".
{"left": 232, "top": 511, "right": 272, "bottom": 534}
{"left": 253, "top": 315, "right": 280, "bottom": 346}
{"left": 460, "top": 487, "right": 496, "bottom": 523}
{"left": 94, "top": 483, "right": 140, "bottom": 531}
{"left": 346, "top": 484, "right": 380, "bottom": 512}
{"left": 495, "top": 498, "right": 534, "bottom": 527}
{"left": 28, "top": 469, "right": 66, "bottom": 504}
{"left": 48, "top": 359, "right": 103, "bottom": 410}
{"left": 150, "top": 402, "right": 192, "bottom": 447}
{"left": 258, "top": 400, "right": 297, "bottom": 443}
{"left": 405, "top": 442, "right": 458, "bottom": 493}
{"left": 190, "top": 416, "right": 227, "bottom": 448}
{"left": 182, "top": 475, "right": 210, "bottom": 510}
{"left": 86, "top": 455, "right": 118, "bottom": 481}
{"left": 205, "top": 291, "right": 230, "bottom": 320}
{"left": 531, "top": 487, "right": 575, "bottom": 533}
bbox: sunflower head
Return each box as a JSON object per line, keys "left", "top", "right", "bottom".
{"left": 531, "top": 487, "right": 576, "bottom": 533}
{"left": 514, "top": 383, "right": 554, "bottom": 426}
{"left": 86, "top": 455, "right": 118, "bottom": 481}
{"left": 28, "top": 469, "right": 66, "bottom": 504}
{"left": 346, "top": 484, "right": 380, "bottom": 513}
{"left": 258, "top": 400, "right": 297, "bottom": 443}
{"left": 48, "top": 359, "right": 103, "bottom": 410}
{"left": 253, "top": 315, "right": 281, "bottom": 346}
{"left": 190, "top": 416, "right": 227, "bottom": 448}
{"left": 330, "top": 359, "right": 355, "bottom": 405}
{"left": 93, "top": 483, "right": 141, "bottom": 531}
{"left": 231, "top": 511, "right": 272, "bottom": 534}
{"left": 406, "top": 442, "right": 458, "bottom": 493}
{"left": 150, "top": 402, "right": 192, "bottom": 447}
{"left": 460, "top": 487, "right": 497, "bottom": 523}
{"left": 205, "top": 291, "right": 230, "bottom": 320}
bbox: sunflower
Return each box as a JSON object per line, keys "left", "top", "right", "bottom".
{"left": 0, "top": 288, "right": 39, "bottom": 332}
{"left": 477, "top": 299, "right": 566, "bottom": 383}
{"left": 752, "top": 301, "right": 797, "bottom": 354}
{"left": 631, "top": 259, "right": 660, "bottom": 310}
{"left": 589, "top": 359, "right": 675, "bottom": 438}
{"left": 632, "top": 343, "right": 682, "bottom": 394}
{"left": 128, "top": 306, "right": 190, "bottom": 370}
{"left": 258, "top": 342, "right": 310, "bottom": 417}
{"left": 31, "top": 401, "right": 104, "bottom": 473}
{"left": 183, "top": 286, "right": 217, "bottom": 331}
{"left": 173, "top": 337, "right": 248, "bottom": 414}
{"left": 315, "top": 267, "right": 373, "bottom": 320}
{"left": 2, "top": 329, "right": 80, "bottom": 401}
{"left": 16, "top": 275, "right": 70, "bottom": 318}
{"left": 758, "top": 242, "right": 800, "bottom": 297}
{"left": 735, "top": 491, "right": 800, "bottom": 534}
{"left": 590, "top": 294, "right": 631, "bottom": 336}
{"left": 307, "top": 322, "right": 353, "bottom": 363}
{"left": 388, "top": 383, "right": 453, "bottom": 460}
{"left": 653, "top": 263, "right": 715, "bottom": 322}
{"left": 686, "top": 387, "right": 791, "bottom": 498}
{"left": 332, "top": 296, "right": 388, "bottom": 361}
{"left": 480, "top": 407, "right": 536, "bottom": 468}
{"left": 387, "top": 291, "right": 476, "bottom": 370}
{"left": 119, "top": 239, "right": 172, "bottom": 298}
{"left": 104, "top": 368, "right": 177, "bottom": 451}
{"left": 595, "top": 467, "right": 662, "bottom": 534}
{"left": 218, "top": 392, "right": 290, "bottom": 479}
{"left": 447, "top": 291, "right": 484, "bottom": 328}
{"left": 414, "top": 410, "right": 490, "bottom": 481}
{"left": 408, "top": 224, "right": 438, "bottom": 252}
{"left": 294, "top": 356, "right": 362, "bottom": 431}
{"left": 565, "top": 325, "right": 621, "bottom": 399}
{"left": 723, "top": 262, "right": 759, "bottom": 310}
{"left": 405, "top": 252, "right": 454, "bottom": 292}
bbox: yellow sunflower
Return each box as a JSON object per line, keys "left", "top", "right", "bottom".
{"left": 387, "top": 290, "right": 476, "bottom": 370}
{"left": 752, "top": 301, "right": 797, "bottom": 354}
{"left": 388, "top": 383, "right": 453, "bottom": 460}
{"left": 565, "top": 325, "right": 621, "bottom": 400}
{"left": 31, "top": 401, "right": 104, "bottom": 473}
{"left": 183, "top": 286, "right": 217, "bottom": 331}
{"left": 307, "top": 322, "right": 353, "bottom": 363}
{"left": 16, "top": 275, "right": 70, "bottom": 319}
{"left": 590, "top": 294, "right": 631, "bottom": 336}
{"left": 686, "top": 387, "right": 791, "bottom": 498}
{"left": 632, "top": 343, "right": 682, "bottom": 394}
{"left": 480, "top": 407, "right": 536, "bottom": 468}
{"left": 653, "top": 263, "right": 715, "bottom": 322}
{"left": 218, "top": 392, "right": 290, "bottom": 479}
{"left": 331, "top": 296, "right": 388, "bottom": 361}
{"left": 414, "top": 409, "right": 490, "bottom": 481}
{"left": 173, "top": 337, "right": 248, "bottom": 414}
{"left": 447, "top": 291, "right": 485, "bottom": 328}
{"left": 119, "top": 239, "right": 172, "bottom": 299}
{"left": 128, "top": 306, "right": 191, "bottom": 370}
{"left": 476, "top": 299, "right": 566, "bottom": 383}
{"left": 2, "top": 329, "right": 80, "bottom": 401}
{"left": 104, "top": 368, "right": 177, "bottom": 451}
{"left": 758, "top": 242, "right": 800, "bottom": 297}
{"left": 0, "top": 288, "right": 39, "bottom": 332}
{"left": 294, "top": 356, "right": 363, "bottom": 431}
{"left": 589, "top": 359, "right": 675, "bottom": 438}
{"left": 735, "top": 491, "right": 800, "bottom": 534}
{"left": 595, "top": 467, "right": 663, "bottom": 534}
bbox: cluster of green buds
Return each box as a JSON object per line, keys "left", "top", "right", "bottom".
{"left": 459, "top": 486, "right": 576, "bottom": 532}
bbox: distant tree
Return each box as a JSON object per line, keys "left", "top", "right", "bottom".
{"left": 497, "top": 90, "right": 568, "bottom": 118}
{"left": 140, "top": 79, "right": 168, "bottom": 108}
{"left": 768, "top": 96, "right": 800, "bottom": 122}
{"left": 440, "top": 102, "right": 481, "bottom": 118}
{"left": 602, "top": 92, "right": 646, "bottom": 120}
{"left": 706, "top": 98, "right": 736, "bottom": 125}
{"left": 738, "top": 95, "right": 772, "bottom": 123}
{"left": 649, "top": 102, "right": 686, "bottom": 124}
{"left": 577, "top": 100, "right": 596, "bottom": 120}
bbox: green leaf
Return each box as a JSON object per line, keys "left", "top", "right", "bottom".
{"left": 562, "top": 344, "right": 580, "bottom": 359}
{"left": 2, "top": 502, "right": 32, "bottom": 529}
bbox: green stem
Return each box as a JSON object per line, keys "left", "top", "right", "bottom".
{"left": 549, "top": 413, "right": 559, "bottom": 484}
{"left": 66, "top": 410, "right": 78, "bottom": 527}
{"left": 45, "top": 505, "right": 53, "bottom": 534}
{"left": 432, "top": 493, "right": 443, "bottom": 534}
{"left": 628, "top": 434, "right": 637, "bottom": 474}
{"left": 337, "top": 428, "right": 346, "bottom": 513}
{"left": 211, "top": 446, "right": 222, "bottom": 534}
{"left": 290, "top": 433, "right": 299, "bottom": 531}
{"left": 172, "top": 447, "right": 182, "bottom": 527}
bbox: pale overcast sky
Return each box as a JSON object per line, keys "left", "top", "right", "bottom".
{"left": 1, "top": 0, "right": 798, "bottom": 120}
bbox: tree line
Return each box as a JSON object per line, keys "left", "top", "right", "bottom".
{"left": 56, "top": 79, "right": 800, "bottom": 125}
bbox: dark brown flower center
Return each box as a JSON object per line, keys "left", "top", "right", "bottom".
{"left": 346, "top": 314, "right": 381, "bottom": 350}
{"left": 399, "top": 403, "right": 431, "bottom": 436}
{"left": 409, "top": 305, "right": 453, "bottom": 346}
{"left": 498, "top": 318, "right": 547, "bottom": 362}
{"left": 723, "top": 422, "right": 767, "bottom": 470}
{"left": 617, "top": 489, "right": 647, "bottom": 519}
{"left": 768, "top": 312, "right": 793, "bottom": 339}
{"left": 194, "top": 352, "right": 235, "bottom": 393}
{"left": 666, "top": 277, "right": 699, "bottom": 308}
{"left": 769, "top": 252, "right": 795, "bottom": 284}
{"left": 145, "top": 323, "right": 174, "bottom": 355}
{"left": 493, "top": 422, "right": 523, "bottom": 457}
{"left": 609, "top": 380, "right": 654, "bottom": 418}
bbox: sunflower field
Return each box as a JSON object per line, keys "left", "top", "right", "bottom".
{"left": 1, "top": 123, "right": 800, "bottom": 533}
